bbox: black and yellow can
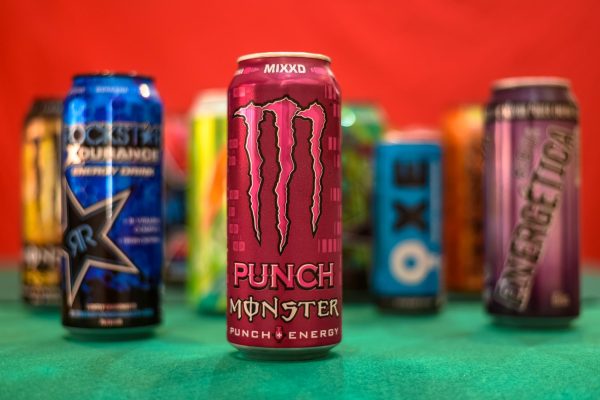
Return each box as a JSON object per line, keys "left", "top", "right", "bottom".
{"left": 21, "top": 98, "right": 62, "bottom": 306}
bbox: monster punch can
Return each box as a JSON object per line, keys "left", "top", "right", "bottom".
{"left": 187, "top": 89, "right": 228, "bottom": 313}
{"left": 484, "top": 77, "right": 580, "bottom": 327}
{"left": 372, "top": 136, "right": 443, "bottom": 313}
{"left": 22, "top": 99, "right": 63, "bottom": 306}
{"left": 61, "top": 73, "right": 163, "bottom": 336}
{"left": 228, "top": 52, "right": 342, "bottom": 359}
{"left": 442, "top": 105, "right": 484, "bottom": 295}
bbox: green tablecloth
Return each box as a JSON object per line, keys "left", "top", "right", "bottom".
{"left": 1, "top": 268, "right": 599, "bottom": 399}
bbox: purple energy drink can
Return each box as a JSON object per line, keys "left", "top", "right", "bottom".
{"left": 484, "top": 77, "right": 580, "bottom": 327}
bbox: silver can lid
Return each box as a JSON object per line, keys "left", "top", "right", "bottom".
{"left": 493, "top": 76, "right": 570, "bottom": 90}
{"left": 237, "top": 52, "right": 331, "bottom": 63}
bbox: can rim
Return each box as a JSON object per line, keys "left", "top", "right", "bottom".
{"left": 492, "top": 76, "right": 570, "bottom": 90}
{"left": 74, "top": 71, "right": 154, "bottom": 81}
{"left": 237, "top": 52, "right": 331, "bottom": 63}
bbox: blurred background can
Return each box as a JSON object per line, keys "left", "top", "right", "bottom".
{"left": 187, "top": 89, "right": 228, "bottom": 313}
{"left": 484, "top": 77, "right": 580, "bottom": 327}
{"left": 21, "top": 98, "right": 63, "bottom": 306}
{"left": 228, "top": 52, "right": 342, "bottom": 359}
{"left": 164, "top": 113, "right": 189, "bottom": 284}
{"left": 441, "top": 105, "right": 484, "bottom": 295}
{"left": 61, "top": 73, "right": 163, "bottom": 336}
{"left": 341, "top": 102, "right": 385, "bottom": 300}
{"left": 372, "top": 132, "right": 443, "bottom": 313}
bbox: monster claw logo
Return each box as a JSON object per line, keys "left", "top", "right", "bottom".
{"left": 234, "top": 97, "right": 326, "bottom": 254}
{"left": 297, "top": 102, "right": 326, "bottom": 235}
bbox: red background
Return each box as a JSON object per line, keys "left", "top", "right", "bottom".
{"left": 0, "top": 0, "right": 598, "bottom": 263}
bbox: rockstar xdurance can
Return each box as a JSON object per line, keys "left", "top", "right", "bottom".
{"left": 484, "top": 77, "right": 580, "bottom": 327}
{"left": 61, "top": 73, "right": 163, "bottom": 337}
{"left": 227, "top": 52, "right": 342, "bottom": 359}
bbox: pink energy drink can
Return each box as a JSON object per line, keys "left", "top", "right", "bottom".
{"left": 227, "top": 52, "right": 342, "bottom": 360}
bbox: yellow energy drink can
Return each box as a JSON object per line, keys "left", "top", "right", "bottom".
{"left": 187, "top": 90, "right": 228, "bottom": 313}
{"left": 21, "top": 98, "right": 62, "bottom": 306}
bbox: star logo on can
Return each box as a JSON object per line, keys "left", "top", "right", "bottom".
{"left": 61, "top": 182, "right": 138, "bottom": 306}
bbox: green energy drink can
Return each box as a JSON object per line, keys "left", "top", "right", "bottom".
{"left": 21, "top": 99, "right": 63, "bottom": 306}
{"left": 187, "top": 90, "right": 228, "bottom": 313}
{"left": 341, "top": 102, "right": 385, "bottom": 298}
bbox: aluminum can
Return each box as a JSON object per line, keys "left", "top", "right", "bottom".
{"left": 61, "top": 73, "right": 163, "bottom": 336}
{"left": 442, "top": 105, "right": 484, "bottom": 294}
{"left": 22, "top": 99, "right": 63, "bottom": 306}
{"left": 187, "top": 89, "right": 228, "bottom": 313}
{"left": 372, "top": 136, "right": 443, "bottom": 313}
{"left": 341, "top": 102, "right": 384, "bottom": 299}
{"left": 227, "top": 52, "right": 342, "bottom": 359}
{"left": 164, "top": 113, "right": 189, "bottom": 284}
{"left": 484, "top": 77, "right": 580, "bottom": 327}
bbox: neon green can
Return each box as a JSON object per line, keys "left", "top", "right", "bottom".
{"left": 187, "top": 90, "right": 228, "bottom": 313}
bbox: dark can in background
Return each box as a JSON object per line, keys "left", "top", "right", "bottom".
{"left": 341, "top": 102, "right": 385, "bottom": 300}
{"left": 22, "top": 99, "right": 63, "bottom": 306}
{"left": 372, "top": 137, "right": 444, "bottom": 313}
{"left": 484, "top": 77, "right": 580, "bottom": 327}
{"left": 61, "top": 73, "right": 163, "bottom": 336}
{"left": 227, "top": 52, "right": 342, "bottom": 360}
{"left": 164, "top": 113, "right": 189, "bottom": 284}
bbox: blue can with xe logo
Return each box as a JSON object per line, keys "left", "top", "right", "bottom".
{"left": 372, "top": 136, "right": 444, "bottom": 313}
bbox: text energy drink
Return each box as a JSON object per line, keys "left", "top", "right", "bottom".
{"left": 61, "top": 73, "right": 163, "bottom": 335}
{"left": 22, "top": 99, "right": 63, "bottom": 306}
{"left": 484, "top": 77, "right": 579, "bottom": 327}
{"left": 228, "top": 52, "right": 342, "bottom": 359}
{"left": 372, "top": 139, "right": 443, "bottom": 313}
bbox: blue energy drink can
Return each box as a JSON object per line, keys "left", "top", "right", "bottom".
{"left": 61, "top": 73, "right": 163, "bottom": 336}
{"left": 372, "top": 137, "right": 443, "bottom": 313}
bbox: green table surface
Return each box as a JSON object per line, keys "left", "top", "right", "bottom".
{"left": 1, "top": 268, "right": 600, "bottom": 400}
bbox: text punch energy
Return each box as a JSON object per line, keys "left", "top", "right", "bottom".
{"left": 22, "top": 99, "right": 63, "bottom": 306}
{"left": 372, "top": 137, "right": 443, "bottom": 313}
{"left": 227, "top": 52, "right": 342, "bottom": 360}
{"left": 484, "top": 77, "right": 580, "bottom": 327}
{"left": 61, "top": 73, "right": 163, "bottom": 337}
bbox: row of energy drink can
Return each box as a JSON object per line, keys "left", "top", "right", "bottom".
{"left": 20, "top": 53, "right": 344, "bottom": 358}
{"left": 370, "top": 77, "right": 580, "bottom": 327}
{"left": 19, "top": 51, "right": 580, "bottom": 358}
